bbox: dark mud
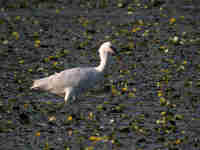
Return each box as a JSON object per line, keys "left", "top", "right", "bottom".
{"left": 0, "top": 0, "right": 200, "bottom": 150}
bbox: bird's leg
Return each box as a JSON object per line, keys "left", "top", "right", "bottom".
{"left": 71, "top": 96, "right": 76, "bottom": 103}
{"left": 59, "top": 88, "right": 72, "bottom": 113}
{"left": 64, "top": 87, "right": 73, "bottom": 104}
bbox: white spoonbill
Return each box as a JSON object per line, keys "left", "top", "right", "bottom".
{"left": 31, "top": 41, "right": 117, "bottom": 103}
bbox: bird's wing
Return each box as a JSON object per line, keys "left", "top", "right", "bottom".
{"left": 48, "top": 67, "right": 83, "bottom": 89}
{"left": 47, "top": 67, "right": 101, "bottom": 95}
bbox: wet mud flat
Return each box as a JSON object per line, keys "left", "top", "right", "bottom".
{"left": 0, "top": 0, "right": 200, "bottom": 150}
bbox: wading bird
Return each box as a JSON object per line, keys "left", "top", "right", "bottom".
{"left": 31, "top": 41, "right": 117, "bottom": 103}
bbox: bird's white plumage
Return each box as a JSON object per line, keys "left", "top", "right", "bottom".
{"left": 31, "top": 41, "right": 116, "bottom": 103}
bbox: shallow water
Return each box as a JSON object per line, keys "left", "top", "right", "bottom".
{"left": 0, "top": 0, "right": 200, "bottom": 150}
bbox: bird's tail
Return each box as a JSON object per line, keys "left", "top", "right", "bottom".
{"left": 30, "top": 79, "right": 41, "bottom": 90}
{"left": 31, "top": 76, "right": 51, "bottom": 91}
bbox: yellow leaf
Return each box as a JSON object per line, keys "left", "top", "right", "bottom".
{"left": 160, "top": 97, "right": 166, "bottom": 104}
{"left": 19, "top": 60, "right": 24, "bottom": 64}
{"left": 161, "top": 111, "right": 166, "bottom": 116}
{"left": 28, "top": 68, "right": 33, "bottom": 72}
{"left": 128, "top": 42, "right": 135, "bottom": 49}
{"left": 49, "top": 56, "right": 54, "bottom": 59}
{"left": 183, "top": 60, "right": 187, "bottom": 64}
{"left": 44, "top": 58, "right": 49, "bottom": 62}
{"left": 24, "top": 104, "right": 28, "bottom": 108}
{"left": 63, "top": 49, "right": 70, "bottom": 54}
{"left": 68, "top": 116, "right": 72, "bottom": 121}
{"left": 128, "top": 92, "right": 135, "bottom": 98}
{"left": 159, "top": 46, "right": 166, "bottom": 49}
{"left": 15, "top": 16, "right": 21, "bottom": 20}
{"left": 161, "top": 69, "right": 169, "bottom": 73}
{"left": 35, "top": 40, "right": 40, "bottom": 44}
{"left": 175, "top": 139, "right": 181, "bottom": 144}
{"left": 53, "top": 61, "right": 58, "bottom": 66}
{"left": 111, "top": 87, "right": 118, "bottom": 96}
{"left": 89, "top": 136, "right": 97, "bottom": 140}
{"left": 34, "top": 42, "right": 40, "bottom": 48}
{"left": 132, "top": 28, "right": 137, "bottom": 32}
{"left": 85, "top": 146, "right": 94, "bottom": 150}
{"left": 35, "top": 132, "right": 41, "bottom": 136}
{"left": 132, "top": 27, "right": 141, "bottom": 32}
{"left": 89, "top": 136, "right": 102, "bottom": 141}
{"left": 88, "top": 112, "right": 93, "bottom": 120}
{"left": 169, "top": 17, "right": 176, "bottom": 24}
{"left": 12, "top": 32, "right": 19, "bottom": 40}
{"left": 156, "top": 82, "right": 160, "bottom": 87}
{"left": 111, "top": 139, "right": 115, "bottom": 143}
{"left": 156, "top": 119, "right": 161, "bottom": 124}
{"left": 56, "top": 9, "right": 60, "bottom": 14}
{"left": 122, "top": 87, "right": 128, "bottom": 92}
{"left": 158, "top": 90, "right": 162, "bottom": 97}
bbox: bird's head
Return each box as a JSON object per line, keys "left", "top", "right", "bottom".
{"left": 99, "top": 41, "right": 117, "bottom": 55}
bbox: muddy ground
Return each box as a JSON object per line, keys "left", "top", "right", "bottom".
{"left": 0, "top": 0, "right": 200, "bottom": 150}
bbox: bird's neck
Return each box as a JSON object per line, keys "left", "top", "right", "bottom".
{"left": 95, "top": 52, "right": 108, "bottom": 72}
